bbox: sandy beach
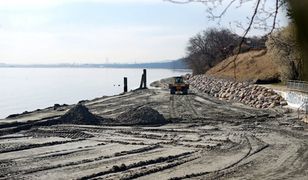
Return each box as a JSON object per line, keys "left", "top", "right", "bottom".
{"left": 0, "top": 80, "right": 307, "bottom": 179}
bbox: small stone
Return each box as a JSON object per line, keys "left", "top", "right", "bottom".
{"left": 257, "top": 94, "right": 265, "bottom": 101}
{"left": 269, "top": 102, "right": 276, "bottom": 108}
{"left": 280, "top": 101, "right": 288, "bottom": 106}
{"left": 53, "top": 104, "right": 61, "bottom": 110}
{"left": 292, "top": 125, "right": 304, "bottom": 131}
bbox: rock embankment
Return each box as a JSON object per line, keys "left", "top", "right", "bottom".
{"left": 187, "top": 74, "right": 287, "bottom": 109}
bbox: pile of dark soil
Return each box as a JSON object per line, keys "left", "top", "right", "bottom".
{"left": 58, "top": 104, "right": 102, "bottom": 125}
{"left": 116, "top": 106, "right": 167, "bottom": 125}
{"left": 0, "top": 104, "right": 103, "bottom": 136}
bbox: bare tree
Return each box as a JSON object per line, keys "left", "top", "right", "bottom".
{"left": 186, "top": 28, "right": 240, "bottom": 75}
{"left": 288, "top": 1, "right": 308, "bottom": 81}
{"left": 166, "top": 0, "right": 308, "bottom": 81}
{"left": 266, "top": 24, "right": 301, "bottom": 80}
{"left": 165, "top": 0, "right": 285, "bottom": 32}
{"left": 165, "top": 0, "right": 288, "bottom": 80}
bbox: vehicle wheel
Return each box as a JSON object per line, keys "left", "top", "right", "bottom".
{"left": 182, "top": 89, "right": 188, "bottom": 95}
{"left": 170, "top": 89, "right": 175, "bottom": 94}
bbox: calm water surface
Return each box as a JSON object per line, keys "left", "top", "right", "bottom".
{"left": 0, "top": 68, "right": 191, "bottom": 119}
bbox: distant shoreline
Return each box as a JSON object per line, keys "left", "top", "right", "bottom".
{"left": 0, "top": 59, "right": 189, "bottom": 69}
{"left": 0, "top": 66, "right": 190, "bottom": 70}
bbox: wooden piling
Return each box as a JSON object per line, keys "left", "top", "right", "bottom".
{"left": 124, "top": 77, "right": 128, "bottom": 93}
{"left": 139, "top": 74, "right": 144, "bottom": 89}
{"left": 139, "top": 69, "right": 147, "bottom": 89}
{"left": 143, "top": 69, "right": 147, "bottom": 88}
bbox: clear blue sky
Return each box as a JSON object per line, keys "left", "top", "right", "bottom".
{"left": 0, "top": 0, "right": 288, "bottom": 64}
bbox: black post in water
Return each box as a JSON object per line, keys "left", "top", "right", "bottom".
{"left": 143, "top": 69, "right": 147, "bottom": 89}
{"left": 124, "top": 77, "right": 128, "bottom": 93}
{"left": 139, "top": 74, "right": 144, "bottom": 89}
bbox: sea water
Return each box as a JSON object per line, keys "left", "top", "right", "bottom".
{"left": 0, "top": 68, "right": 190, "bottom": 119}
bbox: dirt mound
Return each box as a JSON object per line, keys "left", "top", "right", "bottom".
{"left": 206, "top": 50, "right": 280, "bottom": 83}
{"left": 59, "top": 104, "right": 102, "bottom": 125}
{"left": 116, "top": 106, "right": 167, "bottom": 125}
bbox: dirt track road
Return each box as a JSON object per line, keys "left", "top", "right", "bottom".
{"left": 0, "top": 89, "right": 307, "bottom": 179}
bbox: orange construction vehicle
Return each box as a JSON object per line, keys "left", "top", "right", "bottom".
{"left": 168, "top": 76, "right": 189, "bottom": 95}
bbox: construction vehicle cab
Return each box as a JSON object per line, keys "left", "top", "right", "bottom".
{"left": 169, "top": 76, "right": 189, "bottom": 95}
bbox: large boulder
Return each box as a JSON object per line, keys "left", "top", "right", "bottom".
{"left": 116, "top": 106, "right": 167, "bottom": 125}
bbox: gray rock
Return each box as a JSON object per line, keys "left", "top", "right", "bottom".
{"left": 269, "top": 102, "right": 276, "bottom": 108}
{"left": 257, "top": 94, "right": 265, "bottom": 101}
{"left": 280, "top": 101, "right": 288, "bottom": 106}
{"left": 292, "top": 125, "right": 304, "bottom": 131}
